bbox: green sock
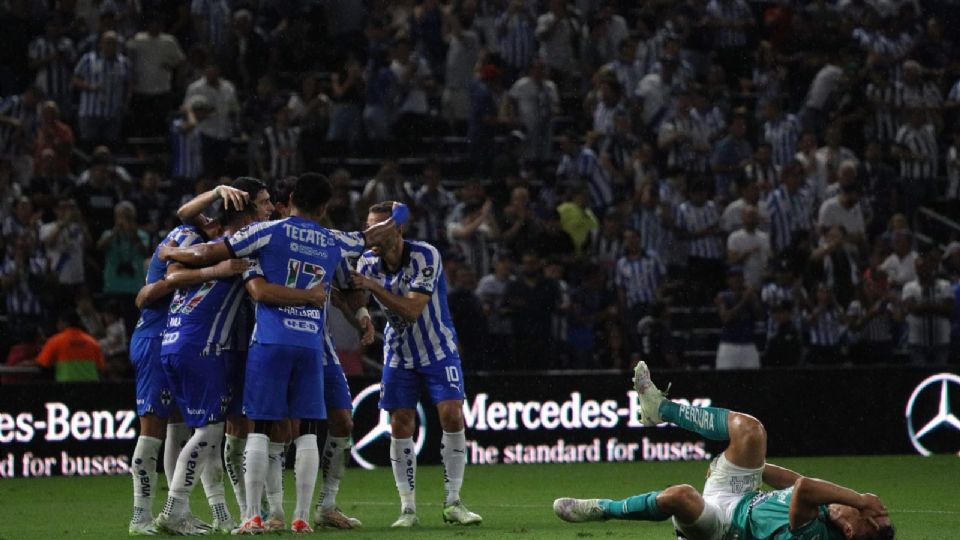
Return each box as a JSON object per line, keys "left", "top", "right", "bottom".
{"left": 658, "top": 401, "right": 730, "bottom": 441}
{"left": 598, "top": 492, "right": 668, "bottom": 521}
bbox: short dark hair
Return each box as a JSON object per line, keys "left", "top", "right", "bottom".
{"left": 274, "top": 176, "right": 297, "bottom": 206}
{"left": 59, "top": 309, "right": 83, "bottom": 329}
{"left": 231, "top": 176, "right": 267, "bottom": 198}
{"left": 369, "top": 201, "right": 394, "bottom": 215}
{"left": 291, "top": 173, "right": 333, "bottom": 213}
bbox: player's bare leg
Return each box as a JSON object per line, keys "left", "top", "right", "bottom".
{"left": 129, "top": 414, "right": 167, "bottom": 535}
{"left": 388, "top": 408, "right": 420, "bottom": 527}
{"left": 314, "top": 409, "right": 362, "bottom": 528}
{"left": 437, "top": 400, "right": 481, "bottom": 525}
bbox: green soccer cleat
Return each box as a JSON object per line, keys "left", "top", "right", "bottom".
{"left": 442, "top": 501, "right": 483, "bottom": 525}
{"left": 553, "top": 498, "right": 605, "bottom": 523}
{"left": 128, "top": 520, "right": 160, "bottom": 536}
{"left": 390, "top": 508, "right": 419, "bottom": 528}
{"left": 632, "top": 361, "right": 668, "bottom": 426}
{"left": 154, "top": 513, "right": 209, "bottom": 536}
{"left": 211, "top": 515, "right": 238, "bottom": 535}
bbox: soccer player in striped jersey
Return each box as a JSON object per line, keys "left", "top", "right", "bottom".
{"left": 555, "top": 362, "right": 893, "bottom": 540}
{"left": 159, "top": 174, "right": 396, "bottom": 534}
{"left": 127, "top": 183, "right": 251, "bottom": 535}
{"left": 71, "top": 31, "right": 131, "bottom": 145}
{"left": 351, "top": 201, "right": 483, "bottom": 528}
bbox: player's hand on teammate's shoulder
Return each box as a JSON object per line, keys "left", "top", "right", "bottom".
{"left": 350, "top": 270, "right": 375, "bottom": 291}
{"left": 211, "top": 258, "right": 249, "bottom": 279}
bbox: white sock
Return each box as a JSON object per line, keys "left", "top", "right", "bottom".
{"left": 266, "top": 442, "right": 286, "bottom": 519}
{"left": 200, "top": 424, "right": 231, "bottom": 524}
{"left": 162, "top": 424, "right": 219, "bottom": 518}
{"left": 293, "top": 434, "right": 319, "bottom": 523}
{"left": 390, "top": 437, "right": 416, "bottom": 512}
{"left": 318, "top": 435, "right": 350, "bottom": 511}
{"left": 243, "top": 433, "right": 269, "bottom": 520}
{"left": 131, "top": 435, "right": 162, "bottom": 523}
{"left": 164, "top": 423, "right": 190, "bottom": 488}
{"left": 441, "top": 430, "right": 466, "bottom": 505}
{"left": 224, "top": 434, "right": 246, "bottom": 513}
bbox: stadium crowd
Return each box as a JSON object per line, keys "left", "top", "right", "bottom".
{"left": 2, "top": 0, "right": 960, "bottom": 380}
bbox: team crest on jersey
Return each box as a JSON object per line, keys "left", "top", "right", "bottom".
{"left": 160, "top": 389, "right": 172, "bottom": 407}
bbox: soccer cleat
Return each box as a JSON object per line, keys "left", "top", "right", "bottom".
{"left": 390, "top": 508, "right": 419, "bottom": 528}
{"left": 442, "top": 501, "right": 483, "bottom": 525}
{"left": 262, "top": 515, "right": 285, "bottom": 532}
{"left": 154, "top": 513, "right": 208, "bottom": 535}
{"left": 553, "top": 498, "right": 605, "bottom": 523}
{"left": 128, "top": 520, "right": 160, "bottom": 536}
{"left": 632, "top": 361, "right": 669, "bottom": 426}
{"left": 188, "top": 515, "right": 213, "bottom": 533}
{"left": 212, "top": 516, "right": 238, "bottom": 534}
{"left": 230, "top": 515, "right": 264, "bottom": 535}
{"left": 314, "top": 507, "right": 362, "bottom": 529}
{"left": 290, "top": 519, "right": 314, "bottom": 534}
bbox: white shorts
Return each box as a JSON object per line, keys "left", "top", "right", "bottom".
{"left": 672, "top": 454, "right": 764, "bottom": 540}
{"left": 716, "top": 343, "right": 760, "bottom": 370}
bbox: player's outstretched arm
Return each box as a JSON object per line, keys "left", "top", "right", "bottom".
{"left": 135, "top": 259, "right": 249, "bottom": 308}
{"left": 762, "top": 463, "right": 803, "bottom": 490}
{"left": 350, "top": 270, "right": 430, "bottom": 322}
{"left": 790, "top": 477, "right": 888, "bottom": 530}
{"left": 342, "top": 288, "right": 375, "bottom": 346}
{"left": 245, "top": 276, "right": 327, "bottom": 307}
{"left": 159, "top": 240, "right": 232, "bottom": 267}
{"left": 177, "top": 185, "right": 249, "bottom": 226}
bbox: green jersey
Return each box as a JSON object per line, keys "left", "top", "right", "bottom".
{"left": 728, "top": 487, "right": 845, "bottom": 540}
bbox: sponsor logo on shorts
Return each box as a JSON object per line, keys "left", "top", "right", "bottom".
{"left": 283, "top": 319, "right": 319, "bottom": 333}
{"left": 161, "top": 332, "right": 179, "bottom": 345}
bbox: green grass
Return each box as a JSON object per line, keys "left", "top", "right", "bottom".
{"left": 0, "top": 456, "right": 957, "bottom": 539}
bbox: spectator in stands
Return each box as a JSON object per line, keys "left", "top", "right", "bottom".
{"left": 814, "top": 126, "right": 859, "bottom": 202}
{"left": 818, "top": 180, "right": 868, "bottom": 256}
{"left": 902, "top": 249, "right": 955, "bottom": 365}
{"left": 221, "top": 9, "right": 268, "bottom": 97}
{"left": 743, "top": 143, "right": 780, "bottom": 193}
{"left": 593, "top": 77, "right": 626, "bottom": 138}
{"left": 760, "top": 98, "right": 801, "bottom": 170}
{"left": 0, "top": 233, "right": 47, "bottom": 343}
{"left": 2, "top": 195, "right": 39, "bottom": 257}
{"left": 658, "top": 89, "right": 711, "bottom": 177}
{"left": 496, "top": 0, "right": 536, "bottom": 83}
{"left": 447, "top": 186, "right": 499, "bottom": 278}
{"left": 28, "top": 17, "right": 76, "bottom": 120}
{"left": 602, "top": 110, "right": 640, "bottom": 195}
{"left": 1, "top": 326, "right": 41, "bottom": 385}
{"left": 191, "top": 0, "right": 232, "bottom": 61}
{"left": 800, "top": 52, "right": 844, "bottom": 134}
{"left": 675, "top": 178, "right": 725, "bottom": 299}
{"left": 533, "top": 208, "right": 576, "bottom": 262}
{"left": 74, "top": 154, "right": 121, "bottom": 239}
{"left": 879, "top": 229, "right": 918, "bottom": 289}
{"left": 448, "top": 264, "right": 487, "bottom": 370}
{"left": 497, "top": 185, "right": 540, "bottom": 257}
{"left": 536, "top": 0, "right": 580, "bottom": 88}
{"left": 39, "top": 197, "right": 89, "bottom": 301}
{"left": 557, "top": 187, "right": 599, "bottom": 258}
{"left": 804, "top": 282, "right": 848, "bottom": 365}
{"left": 469, "top": 63, "right": 504, "bottom": 175}
{"left": 98, "top": 299, "right": 128, "bottom": 380}
{"left": 326, "top": 55, "right": 365, "bottom": 147}
{"left": 727, "top": 205, "right": 770, "bottom": 289}
{"left": 767, "top": 159, "right": 813, "bottom": 256}
{"left": 390, "top": 35, "right": 435, "bottom": 141}
{"left": 705, "top": 0, "right": 753, "bottom": 82}
{"left": 323, "top": 170, "right": 361, "bottom": 231}
{"left": 606, "top": 37, "right": 642, "bottom": 106}
{"left": 615, "top": 228, "right": 665, "bottom": 358}
{"left": 184, "top": 63, "right": 239, "bottom": 178}
{"left": 36, "top": 309, "right": 104, "bottom": 382}
{"left": 859, "top": 141, "right": 899, "bottom": 238}
{"left": 893, "top": 108, "right": 938, "bottom": 219}
{"left": 761, "top": 258, "right": 806, "bottom": 341}
{"left": 715, "top": 266, "right": 762, "bottom": 370}
{"left": 504, "top": 251, "right": 561, "bottom": 369}
{"left": 635, "top": 56, "right": 679, "bottom": 134}
{"left": 170, "top": 95, "right": 213, "bottom": 190}
{"left": 847, "top": 274, "right": 899, "bottom": 365}
{"left": 721, "top": 180, "right": 763, "bottom": 234}
{"left": 556, "top": 131, "right": 613, "bottom": 211}
{"left": 125, "top": 13, "right": 185, "bottom": 137}
{"left": 811, "top": 225, "right": 860, "bottom": 307}
{"left": 441, "top": 3, "right": 481, "bottom": 131}
{"left": 96, "top": 201, "right": 148, "bottom": 300}
{"left": 476, "top": 255, "right": 515, "bottom": 370}
{"left": 31, "top": 148, "right": 74, "bottom": 197}
{"left": 360, "top": 159, "right": 414, "bottom": 211}
{"left": 411, "top": 161, "right": 456, "bottom": 250}
{"left": 587, "top": 208, "right": 624, "bottom": 276}
{"left": 132, "top": 169, "right": 173, "bottom": 240}
{"left": 710, "top": 114, "right": 752, "bottom": 201}
{"left": 0, "top": 85, "right": 43, "bottom": 184}
{"left": 71, "top": 31, "right": 131, "bottom": 146}
{"left": 508, "top": 57, "right": 560, "bottom": 163}
{"left": 763, "top": 299, "right": 803, "bottom": 366}
{"left": 898, "top": 60, "right": 943, "bottom": 127}
{"left": 33, "top": 101, "right": 73, "bottom": 178}
{"left": 257, "top": 102, "right": 301, "bottom": 182}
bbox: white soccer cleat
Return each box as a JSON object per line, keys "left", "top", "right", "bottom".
{"left": 314, "top": 507, "right": 362, "bottom": 529}
{"left": 128, "top": 520, "right": 160, "bottom": 536}
{"left": 632, "top": 361, "right": 668, "bottom": 426}
{"left": 212, "top": 516, "right": 238, "bottom": 534}
{"left": 390, "top": 508, "right": 419, "bottom": 528}
{"left": 553, "top": 498, "right": 605, "bottom": 523}
{"left": 230, "top": 515, "right": 264, "bottom": 535}
{"left": 153, "top": 513, "right": 207, "bottom": 536}
{"left": 442, "top": 501, "right": 483, "bottom": 525}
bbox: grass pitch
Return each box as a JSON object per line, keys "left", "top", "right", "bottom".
{"left": 0, "top": 455, "right": 956, "bottom": 539}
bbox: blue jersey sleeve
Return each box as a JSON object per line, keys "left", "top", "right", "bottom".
{"left": 333, "top": 230, "right": 366, "bottom": 258}
{"left": 242, "top": 258, "right": 263, "bottom": 282}
{"left": 225, "top": 220, "right": 280, "bottom": 258}
{"left": 409, "top": 244, "right": 441, "bottom": 295}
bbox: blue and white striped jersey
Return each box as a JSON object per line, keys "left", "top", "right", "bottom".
{"left": 132, "top": 225, "right": 205, "bottom": 340}
{"left": 169, "top": 117, "right": 203, "bottom": 180}
{"left": 675, "top": 201, "right": 723, "bottom": 259}
{"left": 0, "top": 95, "right": 38, "bottom": 156}
{"left": 190, "top": 0, "right": 231, "bottom": 52}
{"left": 496, "top": 11, "right": 535, "bottom": 70}
{"left": 766, "top": 186, "right": 812, "bottom": 253}
{"left": 73, "top": 51, "right": 132, "bottom": 118}
{"left": 556, "top": 148, "right": 613, "bottom": 209}
{"left": 614, "top": 252, "right": 665, "bottom": 308}
{"left": 225, "top": 216, "right": 365, "bottom": 350}
{"left": 318, "top": 257, "right": 356, "bottom": 366}
{"left": 807, "top": 308, "right": 844, "bottom": 347}
{"left": 28, "top": 36, "right": 76, "bottom": 102}
{"left": 160, "top": 236, "right": 250, "bottom": 355}
{"left": 763, "top": 114, "right": 801, "bottom": 168}
{"left": 356, "top": 240, "right": 459, "bottom": 369}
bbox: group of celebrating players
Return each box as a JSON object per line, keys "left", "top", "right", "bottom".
{"left": 127, "top": 170, "right": 894, "bottom": 539}
{"left": 127, "top": 173, "right": 481, "bottom": 535}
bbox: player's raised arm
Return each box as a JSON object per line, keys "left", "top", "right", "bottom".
{"left": 790, "top": 477, "right": 888, "bottom": 530}
{"left": 761, "top": 463, "right": 803, "bottom": 490}
{"left": 136, "top": 259, "right": 249, "bottom": 308}
{"left": 159, "top": 239, "right": 232, "bottom": 267}
{"left": 177, "top": 184, "right": 249, "bottom": 226}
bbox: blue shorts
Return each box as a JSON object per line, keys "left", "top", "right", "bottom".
{"left": 223, "top": 350, "right": 246, "bottom": 417}
{"left": 243, "top": 342, "right": 326, "bottom": 421}
{"left": 130, "top": 336, "right": 173, "bottom": 418}
{"left": 379, "top": 357, "right": 466, "bottom": 410}
{"left": 161, "top": 348, "right": 229, "bottom": 428}
{"left": 324, "top": 360, "right": 353, "bottom": 411}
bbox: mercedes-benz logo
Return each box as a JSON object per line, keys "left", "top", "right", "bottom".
{"left": 350, "top": 383, "right": 427, "bottom": 470}
{"left": 905, "top": 372, "right": 960, "bottom": 457}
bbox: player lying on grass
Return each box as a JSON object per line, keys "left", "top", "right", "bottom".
{"left": 554, "top": 362, "right": 894, "bottom": 540}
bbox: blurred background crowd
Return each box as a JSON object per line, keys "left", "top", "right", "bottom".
{"left": 2, "top": 0, "right": 960, "bottom": 383}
